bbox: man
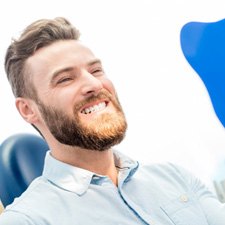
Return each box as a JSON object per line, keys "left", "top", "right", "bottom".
{"left": 0, "top": 17, "right": 224, "bottom": 225}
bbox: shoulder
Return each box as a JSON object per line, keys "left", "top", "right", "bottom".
{"left": 137, "top": 162, "right": 202, "bottom": 190}
{"left": 137, "top": 162, "right": 217, "bottom": 197}
{"left": 1, "top": 176, "right": 55, "bottom": 222}
{"left": 138, "top": 162, "right": 190, "bottom": 179}
{"left": 0, "top": 210, "right": 35, "bottom": 225}
{"left": 7, "top": 176, "right": 52, "bottom": 207}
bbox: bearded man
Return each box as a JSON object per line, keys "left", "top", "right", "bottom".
{"left": 0, "top": 17, "right": 224, "bottom": 225}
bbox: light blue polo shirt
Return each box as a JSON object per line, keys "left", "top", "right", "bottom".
{"left": 0, "top": 150, "right": 224, "bottom": 225}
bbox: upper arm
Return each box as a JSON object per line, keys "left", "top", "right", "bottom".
{"left": 172, "top": 163, "right": 225, "bottom": 225}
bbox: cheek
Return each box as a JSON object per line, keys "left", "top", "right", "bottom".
{"left": 47, "top": 90, "right": 78, "bottom": 114}
{"left": 101, "top": 78, "right": 116, "bottom": 95}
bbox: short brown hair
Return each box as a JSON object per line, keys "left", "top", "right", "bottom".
{"left": 5, "top": 17, "right": 80, "bottom": 99}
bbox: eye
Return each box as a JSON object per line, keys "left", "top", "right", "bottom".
{"left": 56, "top": 76, "right": 73, "bottom": 84}
{"left": 91, "top": 67, "right": 104, "bottom": 76}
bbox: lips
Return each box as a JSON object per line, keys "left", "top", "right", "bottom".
{"left": 81, "top": 101, "right": 107, "bottom": 114}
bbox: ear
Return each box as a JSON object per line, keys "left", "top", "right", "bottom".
{"left": 15, "top": 97, "right": 39, "bottom": 124}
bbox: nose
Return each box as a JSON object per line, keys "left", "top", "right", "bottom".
{"left": 80, "top": 71, "right": 103, "bottom": 96}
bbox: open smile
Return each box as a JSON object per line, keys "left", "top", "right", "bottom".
{"left": 81, "top": 101, "right": 108, "bottom": 114}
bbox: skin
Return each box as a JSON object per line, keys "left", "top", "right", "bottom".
{"left": 0, "top": 201, "right": 4, "bottom": 214}
{"left": 15, "top": 40, "right": 120, "bottom": 185}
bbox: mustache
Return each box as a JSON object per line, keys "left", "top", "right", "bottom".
{"left": 74, "top": 90, "right": 113, "bottom": 112}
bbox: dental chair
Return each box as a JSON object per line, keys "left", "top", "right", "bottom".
{"left": 180, "top": 18, "right": 225, "bottom": 203}
{"left": 0, "top": 133, "right": 49, "bottom": 207}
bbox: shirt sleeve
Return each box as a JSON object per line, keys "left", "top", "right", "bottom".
{"left": 172, "top": 163, "right": 225, "bottom": 225}
{"left": 0, "top": 211, "right": 35, "bottom": 225}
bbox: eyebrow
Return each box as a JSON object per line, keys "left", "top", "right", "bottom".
{"left": 87, "top": 59, "right": 102, "bottom": 66}
{"left": 51, "top": 67, "right": 74, "bottom": 83}
{"left": 51, "top": 59, "right": 102, "bottom": 83}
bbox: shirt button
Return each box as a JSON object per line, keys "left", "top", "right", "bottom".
{"left": 180, "top": 194, "right": 188, "bottom": 202}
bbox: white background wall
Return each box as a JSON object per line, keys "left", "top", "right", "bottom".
{"left": 1, "top": 0, "right": 225, "bottom": 188}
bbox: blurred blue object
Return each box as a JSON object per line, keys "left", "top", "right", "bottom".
{"left": 180, "top": 18, "right": 225, "bottom": 202}
{"left": 0, "top": 133, "right": 49, "bottom": 207}
{"left": 180, "top": 18, "right": 225, "bottom": 128}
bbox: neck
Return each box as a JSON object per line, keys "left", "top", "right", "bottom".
{"left": 50, "top": 143, "right": 118, "bottom": 186}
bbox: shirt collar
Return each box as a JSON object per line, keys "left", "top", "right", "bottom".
{"left": 42, "top": 150, "right": 139, "bottom": 195}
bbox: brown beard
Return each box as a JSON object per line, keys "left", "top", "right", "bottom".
{"left": 36, "top": 90, "right": 127, "bottom": 151}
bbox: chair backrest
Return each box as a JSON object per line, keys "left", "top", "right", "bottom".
{"left": 180, "top": 18, "right": 225, "bottom": 128}
{"left": 180, "top": 18, "right": 225, "bottom": 202}
{"left": 0, "top": 133, "right": 49, "bottom": 207}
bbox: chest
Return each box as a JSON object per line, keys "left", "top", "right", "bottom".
{"left": 38, "top": 182, "right": 208, "bottom": 225}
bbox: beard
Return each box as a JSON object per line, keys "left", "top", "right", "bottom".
{"left": 36, "top": 90, "right": 127, "bottom": 151}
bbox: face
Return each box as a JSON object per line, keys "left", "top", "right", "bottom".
{"left": 26, "top": 40, "right": 127, "bottom": 151}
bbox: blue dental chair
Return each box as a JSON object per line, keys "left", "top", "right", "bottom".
{"left": 180, "top": 18, "right": 225, "bottom": 203}
{"left": 0, "top": 133, "right": 49, "bottom": 207}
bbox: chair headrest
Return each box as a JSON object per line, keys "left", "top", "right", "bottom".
{"left": 0, "top": 133, "right": 49, "bottom": 206}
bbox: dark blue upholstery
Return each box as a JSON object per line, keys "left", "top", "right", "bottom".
{"left": 0, "top": 133, "right": 49, "bottom": 206}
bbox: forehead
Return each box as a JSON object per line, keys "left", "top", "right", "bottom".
{"left": 26, "top": 40, "right": 97, "bottom": 78}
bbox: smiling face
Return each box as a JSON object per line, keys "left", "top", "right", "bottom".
{"left": 25, "top": 40, "right": 127, "bottom": 150}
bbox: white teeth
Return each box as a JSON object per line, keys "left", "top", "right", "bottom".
{"left": 94, "top": 105, "right": 99, "bottom": 111}
{"left": 81, "top": 102, "right": 106, "bottom": 114}
{"left": 84, "top": 108, "right": 90, "bottom": 114}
